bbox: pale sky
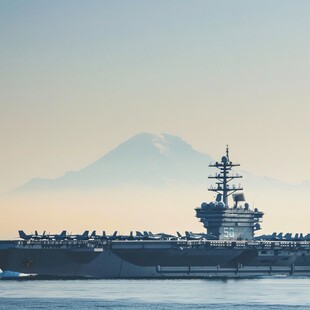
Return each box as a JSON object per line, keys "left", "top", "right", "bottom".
{"left": 1, "top": 0, "right": 310, "bottom": 194}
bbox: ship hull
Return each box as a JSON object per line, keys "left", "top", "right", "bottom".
{"left": 1, "top": 240, "right": 310, "bottom": 278}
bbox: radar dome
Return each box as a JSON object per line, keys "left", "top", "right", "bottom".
{"left": 221, "top": 156, "right": 228, "bottom": 163}
{"left": 217, "top": 202, "right": 225, "bottom": 208}
{"left": 201, "top": 202, "right": 208, "bottom": 209}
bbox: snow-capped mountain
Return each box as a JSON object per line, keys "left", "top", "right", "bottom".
{"left": 17, "top": 133, "right": 214, "bottom": 191}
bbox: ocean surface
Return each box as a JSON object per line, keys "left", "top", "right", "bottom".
{"left": 0, "top": 277, "right": 309, "bottom": 309}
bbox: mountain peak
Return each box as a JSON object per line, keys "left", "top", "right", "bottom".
{"left": 16, "top": 133, "right": 212, "bottom": 191}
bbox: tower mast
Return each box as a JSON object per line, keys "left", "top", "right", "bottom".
{"left": 208, "top": 145, "right": 242, "bottom": 207}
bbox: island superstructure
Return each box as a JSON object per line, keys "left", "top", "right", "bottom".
{"left": 196, "top": 146, "right": 263, "bottom": 241}
{"left": 0, "top": 148, "right": 309, "bottom": 278}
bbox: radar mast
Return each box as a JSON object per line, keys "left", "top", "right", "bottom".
{"left": 208, "top": 145, "right": 243, "bottom": 207}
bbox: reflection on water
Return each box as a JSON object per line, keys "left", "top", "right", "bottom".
{"left": 0, "top": 278, "right": 309, "bottom": 309}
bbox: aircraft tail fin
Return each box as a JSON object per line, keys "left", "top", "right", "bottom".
{"left": 284, "top": 233, "right": 291, "bottom": 240}
{"left": 18, "top": 230, "right": 27, "bottom": 239}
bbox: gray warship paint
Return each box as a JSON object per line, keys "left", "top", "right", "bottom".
{"left": 0, "top": 147, "right": 309, "bottom": 278}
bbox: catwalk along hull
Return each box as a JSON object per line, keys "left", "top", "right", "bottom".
{"left": 1, "top": 240, "right": 310, "bottom": 278}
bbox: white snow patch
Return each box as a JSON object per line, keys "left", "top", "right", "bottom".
{"left": 152, "top": 134, "right": 170, "bottom": 156}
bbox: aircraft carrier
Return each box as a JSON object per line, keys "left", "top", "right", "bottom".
{"left": 0, "top": 147, "right": 309, "bottom": 278}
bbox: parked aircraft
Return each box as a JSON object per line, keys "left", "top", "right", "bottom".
{"left": 117, "top": 231, "right": 135, "bottom": 241}
{"left": 302, "top": 234, "right": 310, "bottom": 241}
{"left": 18, "top": 230, "right": 67, "bottom": 240}
{"left": 91, "top": 231, "right": 119, "bottom": 241}
{"left": 45, "top": 231, "right": 67, "bottom": 240}
{"left": 153, "top": 232, "right": 177, "bottom": 240}
{"left": 276, "top": 232, "right": 283, "bottom": 240}
{"left": 135, "top": 231, "right": 148, "bottom": 240}
{"left": 255, "top": 232, "right": 277, "bottom": 241}
{"left": 66, "top": 231, "right": 89, "bottom": 240}
{"left": 176, "top": 232, "right": 187, "bottom": 240}
{"left": 18, "top": 230, "right": 41, "bottom": 240}
{"left": 283, "top": 233, "right": 292, "bottom": 240}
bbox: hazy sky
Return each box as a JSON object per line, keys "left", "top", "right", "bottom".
{"left": 1, "top": 1, "right": 310, "bottom": 194}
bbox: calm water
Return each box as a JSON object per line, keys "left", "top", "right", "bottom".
{"left": 0, "top": 277, "right": 310, "bottom": 309}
